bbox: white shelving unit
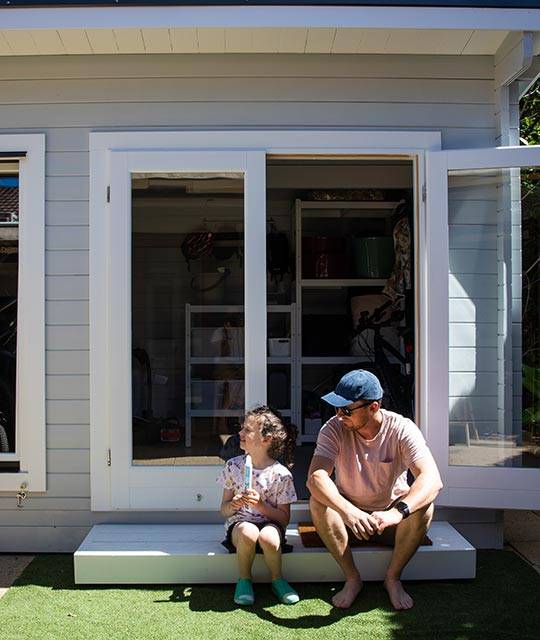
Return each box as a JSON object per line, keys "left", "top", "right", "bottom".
{"left": 295, "top": 199, "right": 398, "bottom": 442}
{"left": 185, "top": 303, "right": 295, "bottom": 447}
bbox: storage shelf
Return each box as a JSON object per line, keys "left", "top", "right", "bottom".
{"left": 190, "top": 357, "right": 291, "bottom": 364}
{"left": 299, "top": 435, "right": 318, "bottom": 443}
{"left": 301, "top": 279, "right": 387, "bottom": 288}
{"left": 300, "top": 201, "right": 401, "bottom": 211}
{"left": 190, "top": 357, "right": 244, "bottom": 364}
{"left": 188, "top": 409, "right": 292, "bottom": 418}
{"left": 302, "top": 357, "right": 371, "bottom": 365}
{"left": 189, "top": 410, "right": 245, "bottom": 418}
{"left": 189, "top": 305, "right": 292, "bottom": 313}
{"left": 186, "top": 302, "right": 297, "bottom": 448}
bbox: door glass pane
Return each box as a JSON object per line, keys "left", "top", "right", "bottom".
{"left": 131, "top": 172, "right": 244, "bottom": 465}
{"left": 0, "top": 168, "right": 18, "bottom": 459}
{"left": 448, "top": 166, "right": 539, "bottom": 468}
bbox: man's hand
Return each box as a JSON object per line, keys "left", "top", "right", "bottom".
{"left": 342, "top": 505, "right": 379, "bottom": 540}
{"left": 371, "top": 508, "right": 403, "bottom": 533}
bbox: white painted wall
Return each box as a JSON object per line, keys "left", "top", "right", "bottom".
{"left": 0, "top": 52, "right": 502, "bottom": 551}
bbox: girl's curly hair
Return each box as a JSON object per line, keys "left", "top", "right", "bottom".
{"left": 244, "top": 405, "right": 297, "bottom": 468}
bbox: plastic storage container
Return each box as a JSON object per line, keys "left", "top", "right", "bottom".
{"left": 191, "top": 327, "right": 244, "bottom": 357}
{"left": 302, "top": 236, "right": 348, "bottom": 279}
{"left": 268, "top": 338, "right": 291, "bottom": 357}
{"left": 191, "top": 380, "right": 224, "bottom": 409}
{"left": 353, "top": 236, "right": 395, "bottom": 278}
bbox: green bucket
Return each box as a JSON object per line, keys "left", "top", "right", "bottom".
{"left": 353, "top": 236, "right": 395, "bottom": 279}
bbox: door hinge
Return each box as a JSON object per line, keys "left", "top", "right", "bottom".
{"left": 422, "top": 184, "right": 427, "bottom": 202}
{"left": 107, "top": 449, "right": 111, "bottom": 467}
{"left": 106, "top": 186, "right": 111, "bottom": 203}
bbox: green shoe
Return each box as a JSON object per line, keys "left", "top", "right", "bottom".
{"left": 234, "top": 578, "right": 254, "bottom": 606}
{"left": 272, "top": 578, "right": 300, "bottom": 605}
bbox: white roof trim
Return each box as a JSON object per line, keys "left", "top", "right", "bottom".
{"left": 1, "top": 6, "right": 540, "bottom": 32}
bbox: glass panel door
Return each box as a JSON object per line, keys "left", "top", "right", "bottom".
{"left": 107, "top": 151, "right": 265, "bottom": 509}
{"left": 428, "top": 146, "right": 540, "bottom": 509}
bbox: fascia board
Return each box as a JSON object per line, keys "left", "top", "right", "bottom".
{"left": 1, "top": 6, "right": 540, "bottom": 31}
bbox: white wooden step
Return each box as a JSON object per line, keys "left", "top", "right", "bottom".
{"left": 74, "top": 521, "right": 476, "bottom": 584}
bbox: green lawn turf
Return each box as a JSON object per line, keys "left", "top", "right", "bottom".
{"left": 0, "top": 551, "right": 538, "bottom": 640}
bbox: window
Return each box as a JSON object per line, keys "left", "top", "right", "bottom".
{"left": 0, "top": 167, "right": 19, "bottom": 463}
{"left": 0, "top": 137, "right": 45, "bottom": 492}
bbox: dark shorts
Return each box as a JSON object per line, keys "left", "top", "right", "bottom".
{"left": 222, "top": 520, "right": 293, "bottom": 554}
{"left": 346, "top": 523, "right": 397, "bottom": 546}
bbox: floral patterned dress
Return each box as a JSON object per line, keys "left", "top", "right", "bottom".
{"left": 217, "top": 454, "right": 297, "bottom": 532}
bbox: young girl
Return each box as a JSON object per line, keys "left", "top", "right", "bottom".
{"left": 217, "top": 405, "right": 299, "bottom": 606}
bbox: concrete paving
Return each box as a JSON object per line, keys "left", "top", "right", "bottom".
{"left": 504, "top": 509, "right": 540, "bottom": 573}
{"left": 0, "top": 555, "right": 34, "bottom": 599}
{"left": 509, "top": 542, "right": 540, "bottom": 573}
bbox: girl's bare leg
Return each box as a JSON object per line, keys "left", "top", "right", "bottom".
{"left": 257, "top": 525, "right": 283, "bottom": 581}
{"left": 231, "top": 522, "right": 260, "bottom": 579}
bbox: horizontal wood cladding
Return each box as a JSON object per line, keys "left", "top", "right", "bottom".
{"left": 0, "top": 53, "right": 502, "bottom": 545}
{"left": 0, "top": 103, "right": 496, "bottom": 129}
{"left": 0, "top": 53, "right": 495, "bottom": 81}
{"left": 0, "top": 77, "right": 496, "bottom": 105}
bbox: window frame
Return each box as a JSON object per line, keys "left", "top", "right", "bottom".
{"left": 0, "top": 134, "right": 45, "bottom": 492}
{"left": 89, "top": 130, "right": 439, "bottom": 511}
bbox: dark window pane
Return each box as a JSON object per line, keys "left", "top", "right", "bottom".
{"left": 0, "top": 171, "right": 18, "bottom": 453}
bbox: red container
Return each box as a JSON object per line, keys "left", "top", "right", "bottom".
{"left": 302, "top": 236, "right": 347, "bottom": 278}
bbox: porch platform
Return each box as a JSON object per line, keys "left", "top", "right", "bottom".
{"left": 74, "top": 522, "right": 476, "bottom": 584}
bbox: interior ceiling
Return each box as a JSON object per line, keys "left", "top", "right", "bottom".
{"left": 131, "top": 160, "right": 414, "bottom": 205}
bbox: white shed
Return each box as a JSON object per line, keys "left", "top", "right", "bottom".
{"left": 0, "top": 2, "right": 539, "bottom": 564}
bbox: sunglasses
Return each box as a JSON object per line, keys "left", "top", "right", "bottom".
{"left": 335, "top": 401, "right": 373, "bottom": 417}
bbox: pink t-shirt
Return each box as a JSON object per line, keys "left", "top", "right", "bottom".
{"left": 314, "top": 409, "right": 430, "bottom": 511}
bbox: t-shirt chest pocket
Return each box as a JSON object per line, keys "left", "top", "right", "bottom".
{"left": 377, "top": 451, "right": 396, "bottom": 482}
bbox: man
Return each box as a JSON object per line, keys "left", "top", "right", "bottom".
{"left": 307, "top": 369, "right": 442, "bottom": 611}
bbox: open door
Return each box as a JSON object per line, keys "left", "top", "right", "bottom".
{"left": 427, "top": 145, "right": 540, "bottom": 509}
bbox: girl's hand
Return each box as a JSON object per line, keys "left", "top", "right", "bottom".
{"left": 243, "top": 489, "right": 261, "bottom": 507}
{"left": 231, "top": 494, "right": 247, "bottom": 511}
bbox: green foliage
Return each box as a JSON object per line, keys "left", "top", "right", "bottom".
{"left": 520, "top": 79, "right": 540, "bottom": 146}
{"left": 520, "top": 81, "right": 540, "bottom": 433}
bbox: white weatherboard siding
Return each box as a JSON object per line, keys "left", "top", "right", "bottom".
{"left": 0, "top": 52, "right": 501, "bottom": 551}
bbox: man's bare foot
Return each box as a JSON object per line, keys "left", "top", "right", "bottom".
{"left": 331, "top": 577, "right": 363, "bottom": 609}
{"left": 384, "top": 577, "right": 413, "bottom": 610}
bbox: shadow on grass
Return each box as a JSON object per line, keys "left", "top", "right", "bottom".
{"left": 161, "top": 582, "right": 378, "bottom": 629}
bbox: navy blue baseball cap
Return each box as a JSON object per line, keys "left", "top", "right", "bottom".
{"left": 322, "top": 370, "right": 383, "bottom": 407}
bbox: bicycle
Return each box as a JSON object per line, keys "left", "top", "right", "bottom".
{"left": 351, "top": 299, "right": 415, "bottom": 420}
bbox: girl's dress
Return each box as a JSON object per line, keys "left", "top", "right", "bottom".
{"left": 217, "top": 454, "right": 297, "bottom": 553}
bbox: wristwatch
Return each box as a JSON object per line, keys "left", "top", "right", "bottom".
{"left": 395, "top": 501, "right": 411, "bottom": 519}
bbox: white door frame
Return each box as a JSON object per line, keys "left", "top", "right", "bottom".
{"left": 427, "top": 145, "right": 540, "bottom": 509}
{"left": 89, "top": 130, "right": 440, "bottom": 511}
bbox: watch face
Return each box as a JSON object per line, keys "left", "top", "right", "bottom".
{"left": 397, "top": 501, "right": 410, "bottom": 517}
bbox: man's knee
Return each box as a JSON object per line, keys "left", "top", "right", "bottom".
{"left": 309, "top": 496, "right": 328, "bottom": 522}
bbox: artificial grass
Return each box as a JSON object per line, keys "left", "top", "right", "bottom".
{"left": 1, "top": 551, "right": 539, "bottom": 640}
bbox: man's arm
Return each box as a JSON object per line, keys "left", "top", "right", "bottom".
{"left": 307, "top": 454, "right": 378, "bottom": 540}
{"left": 372, "top": 451, "right": 443, "bottom": 532}
{"left": 402, "top": 451, "right": 443, "bottom": 513}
